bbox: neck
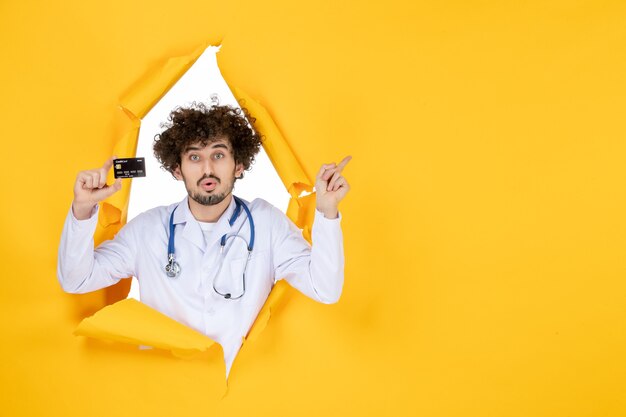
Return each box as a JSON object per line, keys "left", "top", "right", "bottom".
{"left": 187, "top": 193, "right": 233, "bottom": 222}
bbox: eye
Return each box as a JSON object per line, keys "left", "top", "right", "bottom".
{"left": 190, "top": 154, "right": 200, "bottom": 161}
{"left": 214, "top": 153, "right": 224, "bottom": 160}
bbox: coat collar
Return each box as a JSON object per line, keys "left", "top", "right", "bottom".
{"left": 171, "top": 195, "right": 238, "bottom": 252}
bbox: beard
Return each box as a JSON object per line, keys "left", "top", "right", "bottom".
{"left": 184, "top": 170, "right": 235, "bottom": 206}
{"left": 189, "top": 189, "right": 230, "bottom": 206}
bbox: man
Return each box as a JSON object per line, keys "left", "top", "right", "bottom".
{"left": 57, "top": 103, "right": 350, "bottom": 375}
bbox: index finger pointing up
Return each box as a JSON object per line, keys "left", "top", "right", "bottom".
{"left": 336, "top": 155, "right": 352, "bottom": 172}
{"left": 102, "top": 155, "right": 117, "bottom": 171}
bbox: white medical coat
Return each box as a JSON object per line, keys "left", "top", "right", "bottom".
{"left": 57, "top": 195, "right": 344, "bottom": 375}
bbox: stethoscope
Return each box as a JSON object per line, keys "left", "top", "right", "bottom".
{"left": 165, "top": 195, "right": 255, "bottom": 300}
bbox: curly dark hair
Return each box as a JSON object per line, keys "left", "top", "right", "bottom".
{"left": 153, "top": 102, "right": 262, "bottom": 178}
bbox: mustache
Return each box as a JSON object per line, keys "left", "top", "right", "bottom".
{"left": 197, "top": 174, "right": 221, "bottom": 186}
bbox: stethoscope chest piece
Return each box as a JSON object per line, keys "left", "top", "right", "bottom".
{"left": 165, "top": 254, "right": 181, "bottom": 278}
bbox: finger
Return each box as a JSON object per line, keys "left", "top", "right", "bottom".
{"left": 335, "top": 177, "right": 350, "bottom": 193}
{"left": 92, "top": 178, "right": 121, "bottom": 201}
{"left": 102, "top": 155, "right": 117, "bottom": 171}
{"left": 332, "top": 176, "right": 345, "bottom": 192}
{"left": 317, "top": 163, "right": 335, "bottom": 181}
{"left": 316, "top": 163, "right": 337, "bottom": 181}
{"left": 77, "top": 172, "right": 89, "bottom": 187}
{"left": 91, "top": 172, "right": 101, "bottom": 189}
{"left": 336, "top": 155, "right": 352, "bottom": 172}
{"left": 82, "top": 173, "right": 93, "bottom": 189}
{"left": 101, "top": 178, "right": 122, "bottom": 198}
{"left": 98, "top": 167, "right": 108, "bottom": 188}
{"left": 322, "top": 168, "right": 336, "bottom": 181}
{"left": 322, "top": 156, "right": 351, "bottom": 181}
{"left": 327, "top": 171, "right": 341, "bottom": 191}
{"left": 322, "top": 164, "right": 341, "bottom": 181}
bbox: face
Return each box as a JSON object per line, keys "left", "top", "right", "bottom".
{"left": 173, "top": 137, "right": 244, "bottom": 206}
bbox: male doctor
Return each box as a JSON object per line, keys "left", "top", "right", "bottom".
{"left": 57, "top": 103, "right": 350, "bottom": 375}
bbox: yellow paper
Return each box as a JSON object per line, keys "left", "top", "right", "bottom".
{"left": 75, "top": 298, "right": 218, "bottom": 359}
{"left": 119, "top": 43, "right": 209, "bottom": 120}
{"left": 232, "top": 86, "right": 317, "bottom": 242}
{"left": 5, "top": 2, "right": 626, "bottom": 416}
{"left": 244, "top": 280, "right": 290, "bottom": 343}
{"left": 231, "top": 86, "right": 314, "bottom": 198}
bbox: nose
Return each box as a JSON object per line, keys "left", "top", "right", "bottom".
{"left": 201, "top": 158, "right": 214, "bottom": 175}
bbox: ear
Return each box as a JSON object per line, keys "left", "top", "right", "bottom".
{"left": 173, "top": 165, "right": 183, "bottom": 181}
{"left": 235, "top": 163, "right": 244, "bottom": 179}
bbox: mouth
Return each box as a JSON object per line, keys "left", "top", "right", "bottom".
{"left": 199, "top": 177, "right": 219, "bottom": 191}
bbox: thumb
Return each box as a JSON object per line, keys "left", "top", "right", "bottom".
{"left": 99, "top": 178, "right": 122, "bottom": 200}
{"left": 112, "top": 178, "right": 122, "bottom": 191}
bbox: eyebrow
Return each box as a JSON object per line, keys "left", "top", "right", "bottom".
{"left": 184, "top": 143, "right": 229, "bottom": 153}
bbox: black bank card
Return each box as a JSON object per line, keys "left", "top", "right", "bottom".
{"left": 114, "top": 158, "right": 146, "bottom": 178}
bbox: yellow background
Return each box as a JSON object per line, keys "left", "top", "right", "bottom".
{"left": 1, "top": 0, "right": 626, "bottom": 416}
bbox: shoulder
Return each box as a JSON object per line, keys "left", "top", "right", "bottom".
{"left": 122, "top": 202, "right": 177, "bottom": 230}
{"left": 237, "top": 197, "right": 291, "bottom": 228}
{"left": 243, "top": 197, "right": 287, "bottom": 220}
{"left": 246, "top": 197, "right": 278, "bottom": 212}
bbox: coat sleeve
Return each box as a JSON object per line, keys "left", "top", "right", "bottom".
{"left": 57, "top": 204, "right": 137, "bottom": 294}
{"left": 270, "top": 205, "right": 345, "bottom": 304}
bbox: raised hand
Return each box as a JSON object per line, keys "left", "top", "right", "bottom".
{"left": 315, "top": 156, "right": 352, "bottom": 219}
{"left": 72, "top": 156, "right": 122, "bottom": 220}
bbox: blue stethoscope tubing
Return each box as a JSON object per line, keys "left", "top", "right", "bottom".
{"left": 164, "top": 195, "right": 255, "bottom": 300}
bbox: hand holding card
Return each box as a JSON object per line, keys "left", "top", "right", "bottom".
{"left": 72, "top": 156, "right": 145, "bottom": 220}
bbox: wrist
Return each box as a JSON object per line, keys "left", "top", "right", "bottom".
{"left": 72, "top": 201, "right": 96, "bottom": 220}
{"left": 317, "top": 206, "right": 338, "bottom": 219}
